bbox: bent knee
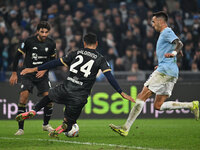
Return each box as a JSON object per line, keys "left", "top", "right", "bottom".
{"left": 19, "top": 96, "right": 28, "bottom": 104}
{"left": 137, "top": 91, "right": 153, "bottom": 101}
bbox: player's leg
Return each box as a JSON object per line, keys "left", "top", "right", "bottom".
{"left": 34, "top": 83, "right": 65, "bottom": 114}
{"left": 110, "top": 86, "right": 153, "bottom": 136}
{"left": 155, "top": 76, "right": 199, "bottom": 120}
{"left": 123, "top": 86, "right": 153, "bottom": 130}
{"left": 49, "top": 117, "right": 73, "bottom": 138}
{"left": 157, "top": 95, "right": 192, "bottom": 110}
{"left": 157, "top": 96, "right": 199, "bottom": 120}
{"left": 49, "top": 101, "right": 86, "bottom": 138}
{"left": 16, "top": 95, "right": 53, "bottom": 121}
{"left": 41, "top": 92, "right": 54, "bottom": 132}
{"left": 154, "top": 77, "right": 179, "bottom": 111}
{"left": 110, "top": 71, "right": 166, "bottom": 136}
{"left": 36, "top": 79, "right": 54, "bottom": 131}
{"left": 15, "top": 90, "right": 29, "bottom": 135}
{"left": 154, "top": 95, "right": 168, "bottom": 110}
{"left": 15, "top": 76, "right": 35, "bottom": 135}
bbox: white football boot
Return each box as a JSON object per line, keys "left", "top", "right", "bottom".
{"left": 42, "top": 124, "right": 54, "bottom": 132}
{"left": 14, "top": 129, "right": 24, "bottom": 135}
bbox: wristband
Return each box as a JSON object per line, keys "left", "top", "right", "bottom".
{"left": 172, "top": 51, "right": 177, "bottom": 56}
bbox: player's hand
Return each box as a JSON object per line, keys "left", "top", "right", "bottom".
{"left": 21, "top": 68, "right": 37, "bottom": 75}
{"left": 9, "top": 72, "right": 18, "bottom": 86}
{"left": 154, "top": 66, "right": 158, "bottom": 70}
{"left": 179, "top": 50, "right": 183, "bottom": 57}
{"left": 165, "top": 53, "right": 175, "bottom": 58}
{"left": 165, "top": 50, "right": 183, "bottom": 58}
{"left": 121, "top": 92, "right": 135, "bottom": 103}
{"left": 36, "top": 70, "right": 47, "bottom": 78}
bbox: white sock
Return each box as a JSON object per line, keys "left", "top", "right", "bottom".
{"left": 160, "top": 101, "right": 193, "bottom": 110}
{"left": 124, "top": 99, "right": 145, "bottom": 132}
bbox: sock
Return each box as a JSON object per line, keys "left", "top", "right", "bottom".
{"left": 43, "top": 103, "right": 53, "bottom": 125}
{"left": 63, "top": 121, "right": 73, "bottom": 132}
{"left": 160, "top": 101, "right": 193, "bottom": 110}
{"left": 17, "top": 103, "right": 26, "bottom": 130}
{"left": 124, "top": 99, "right": 145, "bottom": 132}
{"left": 34, "top": 95, "right": 52, "bottom": 112}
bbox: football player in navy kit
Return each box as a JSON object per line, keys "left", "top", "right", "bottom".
{"left": 9, "top": 21, "right": 56, "bottom": 135}
{"left": 16, "top": 33, "right": 135, "bottom": 137}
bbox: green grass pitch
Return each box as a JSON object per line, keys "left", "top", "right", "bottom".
{"left": 0, "top": 119, "right": 199, "bottom": 150}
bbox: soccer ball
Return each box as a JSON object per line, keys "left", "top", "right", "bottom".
{"left": 64, "top": 123, "right": 79, "bottom": 137}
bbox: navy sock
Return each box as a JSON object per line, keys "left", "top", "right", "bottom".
{"left": 17, "top": 103, "right": 26, "bottom": 130}
{"left": 34, "top": 95, "right": 52, "bottom": 112}
{"left": 43, "top": 104, "right": 53, "bottom": 125}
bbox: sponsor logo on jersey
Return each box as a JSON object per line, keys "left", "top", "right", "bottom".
{"left": 67, "top": 77, "right": 83, "bottom": 85}
{"left": 33, "top": 62, "right": 43, "bottom": 65}
{"left": 32, "top": 53, "right": 47, "bottom": 61}
{"left": 32, "top": 53, "right": 38, "bottom": 60}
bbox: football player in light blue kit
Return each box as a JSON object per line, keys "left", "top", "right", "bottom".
{"left": 110, "top": 11, "right": 199, "bottom": 136}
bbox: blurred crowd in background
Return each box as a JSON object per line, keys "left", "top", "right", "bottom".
{"left": 0, "top": 0, "right": 200, "bottom": 81}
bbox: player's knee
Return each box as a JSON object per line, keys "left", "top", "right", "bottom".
{"left": 19, "top": 91, "right": 29, "bottom": 104}
{"left": 19, "top": 98, "right": 28, "bottom": 104}
{"left": 137, "top": 91, "right": 152, "bottom": 101}
{"left": 137, "top": 93, "right": 144, "bottom": 100}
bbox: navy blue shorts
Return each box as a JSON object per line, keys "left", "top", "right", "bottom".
{"left": 20, "top": 76, "right": 51, "bottom": 96}
{"left": 48, "top": 83, "right": 87, "bottom": 123}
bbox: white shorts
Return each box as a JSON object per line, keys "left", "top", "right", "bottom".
{"left": 144, "top": 70, "right": 177, "bottom": 97}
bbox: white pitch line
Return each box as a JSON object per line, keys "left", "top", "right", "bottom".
{"left": 0, "top": 137, "right": 170, "bottom": 150}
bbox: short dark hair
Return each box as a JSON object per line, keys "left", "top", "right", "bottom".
{"left": 153, "top": 11, "right": 168, "bottom": 22}
{"left": 37, "top": 21, "right": 51, "bottom": 31}
{"left": 83, "top": 33, "right": 97, "bottom": 45}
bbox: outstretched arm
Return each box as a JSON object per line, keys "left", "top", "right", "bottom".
{"left": 165, "top": 39, "right": 183, "bottom": 58}
{"left": 21, "top": 59, "right": 64, "bottom": 75}
{"left": 104, "top": 71, "right": 135, "bottom": 103}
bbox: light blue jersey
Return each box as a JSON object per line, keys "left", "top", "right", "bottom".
{"left": 156, "top": 27, "right": 179, "bottom": 77}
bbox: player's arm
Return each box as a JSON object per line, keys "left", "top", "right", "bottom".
{"left": 103, "top": 70, "right": 135, "bottom": 103}
{"left": 50, "top": 52, "right": 57, "bottom": 60}
{"left": 36, "top": 45, "right": 57, "bottom": 78}
{"left": 21, "top": 59, "right": 65, "bottom": 75}
{"left": 165, "top": 39, "right": 183, "bottom": 58}
{"left": 9, "top": 49, "right": 24, "bottom": 85}
{"left": 50, "top": 42, "right": 57, "bottom": 60}
{"left": 99, "top": 57, "right": 135, "bottom": 103}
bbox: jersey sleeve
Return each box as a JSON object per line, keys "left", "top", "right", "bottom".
{"left": 17, "top": 40, "right": 27, "bottom": 55}
{"left": 12, "top": 40, "right": 27, "bottom": 71}
{"left": 165, "top": 29, "right": 178, "bottom": 43}
{"left": 60, "top": 51, "right": 76, "bottom": 67}
{"left": 50, "top": 42, "right": 57, "bottom": 59}
{"left": 99, "top": 57, "right": 111, "bottom": 73}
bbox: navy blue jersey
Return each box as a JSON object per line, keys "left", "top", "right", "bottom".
{"left": 60, "top": 48, "right": 111, "bottom": 97}
{"left": 18, "top": 36, "right": 56, "bottom": 80}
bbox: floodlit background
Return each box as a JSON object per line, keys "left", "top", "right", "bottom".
{"left": 0, "top": 0, "right": 200, "bottom": 81}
